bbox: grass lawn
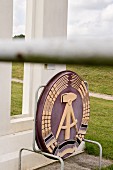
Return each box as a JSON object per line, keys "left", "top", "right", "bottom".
{"left": 12, "top": 62, "right": 24, "bottom": 80}
{"left": 11, "top": 82, "right": 23, "bottom": 116}
{"left": 11, "top": 63, "right": 24, "bottom": 115}
{"left": 67, "top": 65, "right": 113, "bottom": 95}
{"left": 101, "top": 165, "right": 113, "bottom": 170}
{"left": 12, "top": 63, "right": 113, "bottom": 95}
{"left": 85, "top": 97, "right": 113, "bottom": 160}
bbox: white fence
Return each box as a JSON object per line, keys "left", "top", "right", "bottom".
{"left": 0, "top": 38, "right": 113, "bottom": 65}
{"left": 0, "top": 38, "right": 113, "bottom": 170}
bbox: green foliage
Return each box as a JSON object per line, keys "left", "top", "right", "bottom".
{"left": 13, "top": 34, "right": 25, "bottom": 39}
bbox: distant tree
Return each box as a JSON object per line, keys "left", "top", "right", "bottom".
{"left": 13, "top": 34, "right": 25, "bottom": 39}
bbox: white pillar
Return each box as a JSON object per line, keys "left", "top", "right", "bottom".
{"left": 22, "top": 0, "right": 68, "bottom": 115}
{"left": 0, "top": 0, "right": 13, "bottom": 135}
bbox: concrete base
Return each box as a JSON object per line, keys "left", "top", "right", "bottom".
{"left": 0, "top": 130, "right": 85, "bottom": 170}
{"left": 0, "top": 150, "right": 55, "bottom": 170}
{"left": 0, "top": 130, "right": 54, "bottom": 170}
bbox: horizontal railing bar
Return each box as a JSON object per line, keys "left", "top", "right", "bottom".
{"left": 0, "top": 38, "right": 113, "bottom": 65}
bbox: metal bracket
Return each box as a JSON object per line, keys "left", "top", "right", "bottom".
{"left": 84, "top": 139, "right": 102, "bottom": 170}
{"left": 18, "top": 86, "right": 64, "bottom": 170}
{"left": 18, "top": 148, "right": 64, "bottom": 170}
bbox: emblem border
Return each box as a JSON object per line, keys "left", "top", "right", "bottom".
{"left": 35, "top": 70, "right": 90, "bottom": 158}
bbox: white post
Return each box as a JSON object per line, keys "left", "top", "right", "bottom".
{"left": 22, "top": 0, "right": 68, "bottom": 115}
{"left": 0, "top": 0, "right": 13, "bottom": 135}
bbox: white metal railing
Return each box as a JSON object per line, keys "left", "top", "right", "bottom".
{"left": 0, "top": 38, "right": 110, "bottom": 169}
{"left": 0, "top": 38, "right": 113, "bottom": 136}
{"left": 0, "top": 38, "right": 113, "bottom": 65}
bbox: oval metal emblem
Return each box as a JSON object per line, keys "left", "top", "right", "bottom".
{"left": 35, "top": 70, "right": 90, "bottom": 158}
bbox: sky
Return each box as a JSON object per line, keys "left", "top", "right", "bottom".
{"left": 13, "top": 0, "right": 113, "bottom": 38}
{"left": 13, "top": 0, "right": 26, "bottom": 36}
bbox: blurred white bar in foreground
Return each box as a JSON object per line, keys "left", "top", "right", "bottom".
{"left": 0, "top": 38, "right": 113, "bottom": 65}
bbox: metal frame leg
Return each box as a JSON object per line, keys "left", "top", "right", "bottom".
{"left": 33, "top": 86, "right": 45, "bottom": 152}
{"left": 18, "top": 148, "right": 44, "bottom": 170}
{"left": 41, "top": 152, "right": 64, "bottom": 170}
{"left": 18, "top": 86, "right": 64, "bottom": 170}
{"left": 84, "top": 139, "right": 102, "bottom": 170}
{"left": 18, "top": 148, "right": 64, "bottom": 170}
{"left": 18, "top": 148, "right": 24, "bottom": 170}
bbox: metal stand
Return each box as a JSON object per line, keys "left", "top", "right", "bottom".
{"left": 83, "top": 82, "right": 103, "bottom": 169}
{"left": 18, "top": 148, "right": 64, "bottom": 170}
{"left": 18, "top": 86, "right": 64, "bottom": 170}
{"left": 18, "top": 85, "right": 102, "bottom": 170}
{"left": 84, "top": 139, "right": 102, "bottom": 170}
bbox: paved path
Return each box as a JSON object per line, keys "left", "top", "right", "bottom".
{"left": 12, "top": 78, "right": 23, "bottom": 83}
{"left": 35, "top": 153, "right": 113, "bottom": 170}
{"left": 12, "top": 78, "right": 113, "bottom": 101}
{"left": 89, "top": 92, "right": 113, "bottom": 101}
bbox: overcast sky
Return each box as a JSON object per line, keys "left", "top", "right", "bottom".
{"left": 13, "top": 0, "right": 26, "bottom": 36}
{"left": 13, "top": 0, "right": 113, "bottom": 38}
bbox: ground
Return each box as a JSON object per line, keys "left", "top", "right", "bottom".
{"left": 35, "top": 153, "right": 113, "bottom": 170}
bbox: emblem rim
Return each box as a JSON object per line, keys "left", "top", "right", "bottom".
{"left": 35, "top": 70, "right": 90, "bottom": 158}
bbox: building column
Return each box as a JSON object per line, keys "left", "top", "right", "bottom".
{"left": 0, "top": 0, "right": 13, "bottom": 135}
{"left": 22, "top": 0, "right": 68, "bottom": 115}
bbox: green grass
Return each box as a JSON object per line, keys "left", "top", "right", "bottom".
{"left": 12, "top": 62, "right": 24, "bottom": 80}
{"left": 85, "top": 97, "right": 113, "bottom": 160}
{"left": 95, "top": 165, "right": 113, "bottom": 170}
{"left": 11, "top": 63, "right": 24, "bottom": 116}
{"left": 12, "top": 64, "right": 113, "bottom": 95}
{"left": 101, "top": 165, "right": 113, "bottom": 170}
{"left": 11, "top": 82, "right": 23, "bottom": 116}
{"left": 67, "top": 65, "right": 113, "bottom": 95}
